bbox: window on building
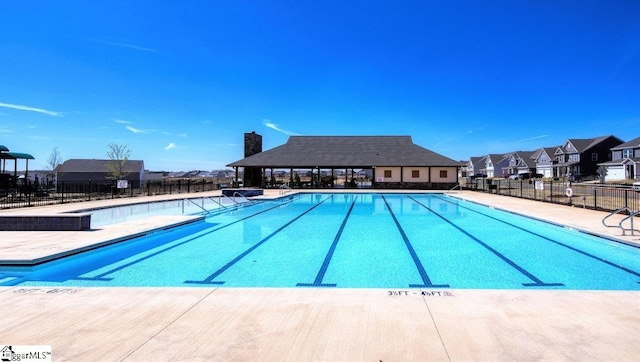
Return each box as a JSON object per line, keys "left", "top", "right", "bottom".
{"left": 591, "top": 153, "right": 598, "bottom": 161}
{"left": 412, "top": 170, "right": 419, "bottom": 178}
{"left": 439, "top": 170, "right": 448, "bottom": 178}
{"left": 384, "top": 170, "right": 392, "bottom": 178}
{"left": 623, "top": 149, "right": 632, "bottom": 158}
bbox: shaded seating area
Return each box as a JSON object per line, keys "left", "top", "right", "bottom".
{"left": 1, "top": 144, "right": 36, "bottom": 197}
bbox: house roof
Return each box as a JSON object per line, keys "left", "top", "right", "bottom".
{"left": 227, "top": 136, "right": 459, "bottom": 168}
{"left": 611, "top": 136, "right": 640, "bottom": 150}
{"left": 56, "top": 159, "right": 144, "bottom": 173}
{"left": 565, "top": 135, "right": 622, "bottom": 153}
{"left": 599, "top": 157, "right": 640, "bottom": 166}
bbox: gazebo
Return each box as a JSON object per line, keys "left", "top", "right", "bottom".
{"left": 0, "top": 145, "right": 35, "bottom": 187}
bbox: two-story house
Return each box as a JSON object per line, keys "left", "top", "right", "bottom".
{"left": 552, "top": 135, "right": 623, "bottom": 179}
{"left": 483, "top": 154, "right": 510, "bottom": 178}
{"left": 466, "top": 156, "right": 487, "bottom": 178}
{"left": 598, "top": 136, "right": 640, "bottom": 181}
{"left": 503, "top": 151, "right": 536, "bottom": 176}
{"left": 532, "top": 147, "right": 560, "bottom": 178}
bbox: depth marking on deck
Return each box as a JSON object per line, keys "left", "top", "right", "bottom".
{"left": 297, "top": 196, "right": 358, "bottom": 287}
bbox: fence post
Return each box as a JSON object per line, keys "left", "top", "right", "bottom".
{"left": 624, "top": 188, "right": 628, "bottom": 209}
{"left": 520, "top": 180, "right": 523, "bottom": 198}
{"left": 88, "top": 179, "right": 92, "bottom": 201}
{"left": 187, "top": 179, "right": 191, "bottom": 193}
{"left": 549, "top": 180, "right": 553, "bottom": 203}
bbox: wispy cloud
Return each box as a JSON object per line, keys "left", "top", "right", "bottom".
{"left": 0, "top": 102, "right": 61, "bottom": 116}
{"left": 513, "top": 135, "right": 548, "bottom": 143}
{"left": 126, "top": 126, "right": 145, "bottom": 134}
{"left": 90, "top": 38, "right": 157, "bottom": 53}
{"left": 164, "top": 142, "right": 177, "bottom": 150}
{"left": 114, "top": 119, "right": 133, "bottom": 124}
{"left": 263, "top": 119, "right": 300, "bottom": 136}
{"left": 0, "top": 126, "right": 13, "bottom": 134}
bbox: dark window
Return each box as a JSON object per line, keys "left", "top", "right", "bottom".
{"left": 412, "top": 170, "right": 420, "bottom": 178}
{"left": 439, "top": 170, "right": 448, "bottom": 178}
{"left": 384, "top": 170, "right": 392, "bottom": 178}
{"left": 591, "top": 153, "right": 598, "bottom": 161}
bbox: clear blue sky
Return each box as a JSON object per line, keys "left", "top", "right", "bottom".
{"left": 1, "top": 1, "right": 638, "bottom": 172}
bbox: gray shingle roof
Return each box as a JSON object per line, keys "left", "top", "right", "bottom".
{"left": 56, "top": 159, "right": 144, "bottom": 173}
{"left": 611, "top": 136, "right": 640, "bottom": 150}
{"left": 227, "top": 136, "right": 459, "bottom": 168}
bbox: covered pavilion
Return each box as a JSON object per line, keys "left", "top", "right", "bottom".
{"left": 0, "top": 144, "right": 36, "bottom": 189}
{"left": 227, "top": 135, "right": 460, "bottom": 189}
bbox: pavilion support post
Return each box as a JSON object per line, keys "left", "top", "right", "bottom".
{"left": 234, "top": 167, "right": 239, "bottom": 188}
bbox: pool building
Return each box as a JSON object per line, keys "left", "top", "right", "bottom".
{"left": 227, "top": 133, "right": 460, "bottom": 189}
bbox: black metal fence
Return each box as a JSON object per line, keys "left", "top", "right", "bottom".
{"left": 462, "top": 178, "right": 640, "bottom": 213}
{"left": 0, "top": 178, "right": 230, "bottom": 210}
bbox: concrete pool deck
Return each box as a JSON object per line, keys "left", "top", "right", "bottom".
{"left": 0, "top": 190, "right": 639, "bottom": 361}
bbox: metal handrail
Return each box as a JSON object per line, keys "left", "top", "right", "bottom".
{"left": 232, "top": 191, "right": 253, "bottom": 204}
{"left": 185, "top": 198, "right": 210, "bottom": 214}
{"left": 208, "top": 196, "right": 228, "bottom": 209}
{"left": 602, "top": 207, "right": 631, "bottom": 228}
{"left": 447, "top": 184, "right": 461, "bottom": 193}
{"left": 619, "top": 209, "right": 639, "bottom": 236}
{"left": 279, "top": 184, "right": 292, "bottom": 195}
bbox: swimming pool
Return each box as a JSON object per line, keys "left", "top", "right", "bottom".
{"left": 87, "top": 195, "right": 249, "bottom": 228}
{"left": 1, "top": 193, "right": 639, "bottom": 290}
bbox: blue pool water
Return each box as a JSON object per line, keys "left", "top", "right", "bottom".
{"left": 87, "top": 196, "right": 246, "bottom": 228}
{"left": 1, "top": 193, "right": 639, "bottom": 290}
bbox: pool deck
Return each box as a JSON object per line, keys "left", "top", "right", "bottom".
{"left": 1, "top": 190, "right": 639, "bottom": 361}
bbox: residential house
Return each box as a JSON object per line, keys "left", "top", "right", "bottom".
{"left": 532, "top": 147, "right": 560, "bottom": 178}
{"left": 483, "top": 154, "right": 510, "bottom": 178}
{"left": 56, "top": 159, "right": 145, "bottom": 188}
{"left": 598, "top": 136, "right": 640, "bottom": 181}
{"left": 553, "top": 135, "right": 623, "bottom": 179}
{"left": 503, "top": 151, "right": 536, "bottom": 176}
{"left": 466, "top": 156, "right": 487, "bottom": 178}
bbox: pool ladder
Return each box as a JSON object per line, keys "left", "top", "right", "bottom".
{"left": 279, "top": 184, "right": 292, "bottom": 195}
{"left": 602, "top": 207, "right": 640, "bottom": 236}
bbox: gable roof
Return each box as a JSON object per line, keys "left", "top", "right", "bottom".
{"left": 564, "top": 135, "right": 623, "bottom": 153}
{"left": 611, "top": 136, "right": 640, "bottom": 150}
{"left": 56, "top": 159, "right": 144, "bottom": 173}
{"left": 227, "top": 136, "right": 459, "bottom": 168}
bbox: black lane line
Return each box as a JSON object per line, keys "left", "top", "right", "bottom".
{"left": 382, "top": 195, "right": 450, "bottom": 288}
{"left": 409, "top": 196, "right": 563, "bottom": 287}
{"left": 434, "top": 195, "right": 640, "bottom": 280}
{"left": 297, "top": 196, "right": 358, "bottom": 287}
{"left": 185, "top": 195, "right": 334, "bottom": 285}
{"left": 65, "top": 200, "right": 292, "bottom": 282}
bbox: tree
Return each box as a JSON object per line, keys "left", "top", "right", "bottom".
{"left": 106, "top": 143, "right": 131, "bottom": 180}
{"left": 46, "top": 147, "right": 63, "bottom": 185}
